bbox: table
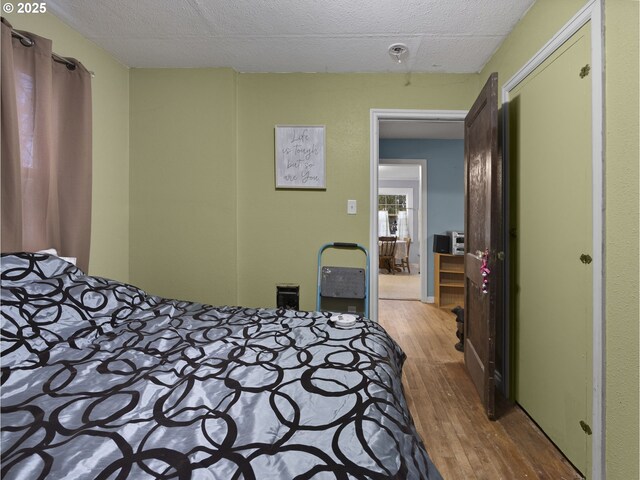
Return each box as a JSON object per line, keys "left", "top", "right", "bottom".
{"left": 378, "top": 239, "right": 407, "bottom": 272}
{"left": 394, "top": 240, "right": 407, "bottom": 261}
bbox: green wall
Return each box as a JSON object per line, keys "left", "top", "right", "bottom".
{"left": 602, "top": 1, "right": 640, "bottom": 478}
{"left": 129, "top": 69, "right": 238, "bottom": 305}
{"left": 5, "top": 12, "right": 131, "bottom": 282}
{"left": 235, "top": 73, "right": 477, "bottom": 310}
{"left": 480, "top": 0, "right": 588, "bottom": 91}
{"left": 129, "top": 72, "right": 476, "bottom": 308}
{"left": 480, "top": 1, "right": 640, "bottom": 478}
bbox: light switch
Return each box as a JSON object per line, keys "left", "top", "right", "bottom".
{"left": 347, "top": 199, "right": 357, "bottom": 215}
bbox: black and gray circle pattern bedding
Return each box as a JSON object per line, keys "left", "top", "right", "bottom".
{"left": 1, "top": 253, "right": 442, "bottom": 479}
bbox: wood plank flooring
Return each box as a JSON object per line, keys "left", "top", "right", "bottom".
{"left": 378, "top": 300, "right": 582, "bottom": 480}
{"left": 378, "top": 269, "right": 421, "bottom": 300}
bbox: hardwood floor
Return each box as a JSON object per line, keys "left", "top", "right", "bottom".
{"left": 378, "top": 300, "right": 582, "bottom": 480}
{"left": 378, "top": 268, "right": 420, "bottom": 300}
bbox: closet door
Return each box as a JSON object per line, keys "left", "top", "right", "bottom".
{"left": 510, "top": 23, "right": 593, "bottom": 476}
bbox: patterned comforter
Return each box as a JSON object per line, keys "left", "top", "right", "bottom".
{"left": 1, "top": 253, "right": 441, "bottom": 479}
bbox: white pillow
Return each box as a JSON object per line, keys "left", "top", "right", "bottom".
{"left": 36, "top": 249, "right": 76, "bottom": 265}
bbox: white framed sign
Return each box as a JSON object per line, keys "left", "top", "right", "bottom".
{"left": 275, "top": 125, "right": 326, "bottom": 189}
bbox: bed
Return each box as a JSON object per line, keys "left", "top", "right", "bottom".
{"left": 1, "top": 252, "right": 442, "bottom": 479}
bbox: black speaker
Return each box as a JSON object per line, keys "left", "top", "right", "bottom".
{"left": 433, "top": 234, "right": 451, "bottom": 254}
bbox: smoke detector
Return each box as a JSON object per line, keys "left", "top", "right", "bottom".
{"left": 388, "top": 43, "right": 409, "bottom": 64}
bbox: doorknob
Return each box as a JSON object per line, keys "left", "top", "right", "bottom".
{"left": 580, "top": 254, "right": 592, "bottom": 264}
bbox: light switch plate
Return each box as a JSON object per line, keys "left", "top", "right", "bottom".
{"left": 347, "top": 199, "right": 357, "bottom": 214}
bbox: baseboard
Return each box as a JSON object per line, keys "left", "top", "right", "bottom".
{"left": 425, "top": 296, "right": 435, "bottom": 303}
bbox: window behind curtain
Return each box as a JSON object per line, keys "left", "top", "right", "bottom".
{"left": 1, "top": 18, "right": 92, "bottom": 271}
{"left": 378, "top": 194, "right": 408, "bottom": 236}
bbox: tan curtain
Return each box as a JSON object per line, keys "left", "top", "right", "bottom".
{"left": 1, "top": 18, "right": 92, "bottom": 272}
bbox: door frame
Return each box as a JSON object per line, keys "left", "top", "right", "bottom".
{"left": 379, "top": 162, "right": 426, "bottom": 302}
{"left": 369, "top": 109, "right": 467, "bottom": 322}
{"left": 502, "top": 0, "right": 604, "bottom": 477}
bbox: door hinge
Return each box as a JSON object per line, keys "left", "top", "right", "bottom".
{"left": 579, "top": 64, "right": 591, "bottom": 78}
{"left": 580, "top": 254, "right": 592, "bottom": 264}
{"left": 580, "top": 420, "right": 592, "bottom": 435}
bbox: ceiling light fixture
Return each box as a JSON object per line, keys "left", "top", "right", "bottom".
{"left": 388, "top": 43, "right": 408, "bottom": 64}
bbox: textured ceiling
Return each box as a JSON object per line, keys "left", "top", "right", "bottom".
{"left": 47, "top": 0, "right": 535, "bottom": 73}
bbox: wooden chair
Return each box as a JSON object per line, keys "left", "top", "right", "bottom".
{"left": 378, "top": 236, "right": 397, "bottom": 274}
{"left": 398, "top": 237, "right": 411, "bottom": 273}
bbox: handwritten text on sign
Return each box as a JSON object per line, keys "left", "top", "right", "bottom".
{"left": 275, "top": 126, "right": 325, "bottom": 189}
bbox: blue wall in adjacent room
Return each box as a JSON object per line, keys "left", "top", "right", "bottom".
{"left": 379, "top": 139, "right": 464, "bottom": 298}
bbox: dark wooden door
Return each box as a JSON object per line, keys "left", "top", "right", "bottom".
{"left": 463, "top": 72, "right": 503, "bottom": 419}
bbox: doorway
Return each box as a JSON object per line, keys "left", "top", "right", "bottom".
{"left": 369, "top": 110, "right": 467, "bottom": 322}
{"left": 378, "top": 163, "right": 424, "bottom": 301}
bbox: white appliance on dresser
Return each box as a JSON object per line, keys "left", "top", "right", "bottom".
{"left": 448, "top": 231, "right": 464, "bottom": 255}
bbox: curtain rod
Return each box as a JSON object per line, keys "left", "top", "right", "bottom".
{"left": 10, "top": 29, "right": 95, "bottom": 78}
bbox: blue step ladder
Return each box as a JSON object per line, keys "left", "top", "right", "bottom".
{"left": 316, "top": 242, "right": 369, "bottom": 318}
